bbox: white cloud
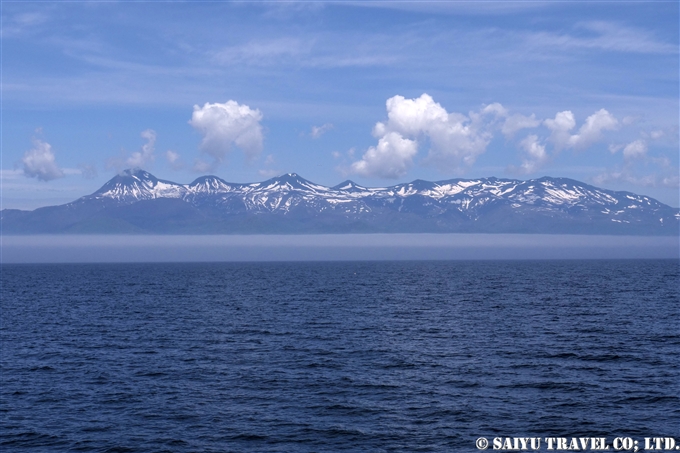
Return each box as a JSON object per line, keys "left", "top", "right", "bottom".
{"left": 350, "top": 93, "right": 501, "bottom": 178}
{"left": 650, "top": 130, "right": 664, "bottom": 140}
{"left": 189, "top": 100, "right": 264, "bottom": 171}
{"left": 609, "top": 143, "right": 624, "bottom": 154}
{"left": 481, "top": 102, "right": 508, "bottom": 117}
{"left": 568, "top": 109, "right": 618, "bottom": 149}
{"left": 166, "top": 150, "right": 184, "bottom": 170}
{"left": 166, "top": 150, "right": 180, "bottom": 164}
{"left": 502, "top": 113, "right": 541, "bottom": 137}
{"left": 21, "top": 138, "right": 64, "bottom": 181}
{"left": 310, "top": 123, "right": 334, "bottom": 138}
{"left": 593, "top": 169, "right": 679, "bottom": 189}
{"left": 544, "top": 109, "right": 617, "bottom": 150}
{"left": 126, "top": 129, "right": 156, "bottom": 168}
{"left": 544, "top": 110, "right": 576, "bottom": 150}
{"left": 622, "top": 140, "right": 648, "bottom": 160}
{"left": 350, "top": 132, "right": 418, "bottom": 179}
{"left": 660, "top": 175, "right": 680, "bottom": 188}
{"left": 259, "top": 154, "right": 280, "bottom": 178}
{"left": 622, "top": 116, "right": 637, "bottom": 126}
{"left": 382, "top": 94, "right": 448, "bottom": 136}
{"left": 594, "top": 138, "right": 678, "bottom": 189}
{"left": 516, "top": 134, "right": 548, "bottom": 174}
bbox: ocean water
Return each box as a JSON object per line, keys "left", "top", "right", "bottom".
{"left": 1, "top": 260, "right": 678, "bottom": 452}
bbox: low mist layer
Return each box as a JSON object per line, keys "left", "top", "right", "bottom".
{"left": 2, "top": 234, "right": 677, "bottom": 263}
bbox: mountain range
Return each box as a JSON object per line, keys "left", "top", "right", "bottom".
{"left": 2, "top": 169, "right": 678, "bottom": 235}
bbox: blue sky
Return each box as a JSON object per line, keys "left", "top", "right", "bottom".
{"left": 2, "top": 1, "right": 678, "bottom": 209}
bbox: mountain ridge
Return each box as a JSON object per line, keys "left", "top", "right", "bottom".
{"left": 2, "top": 169, "right": 678, "bottom": 235}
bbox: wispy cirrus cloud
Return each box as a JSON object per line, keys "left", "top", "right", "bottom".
{"left": 525, "top": 21, "right": 677, "bottom": 55}
{"left": 212, "top": 37, "right": 311, "bottom": 66}
{"left": 1, "top": 9, "right": 50, "bottom": 38}
{"left": 211, "top": 35, "right": 399, "bottom": 69}
{"left": 344, "top": 1, "right": 552, "bottom": 15}
{"left": 309, "top": 123, "right": 334, "bottom": 139}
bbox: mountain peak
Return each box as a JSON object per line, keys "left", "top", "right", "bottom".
{"left": 119, "top": 168, "right": 155, "bottom": 180}
{"left": 90, "top": 168, "right": 174, "bottom": 202}
{"left": 333, "top": 180, "right": 369, "bottom": 192}
{"left": 277, "top": 172, "right": 305, "bottom": 182}
{"left": 261, "top": 172, "right": 315, "bottom": 188}
{"left": 4, "top": 170, "right": 678, "bottom": 235}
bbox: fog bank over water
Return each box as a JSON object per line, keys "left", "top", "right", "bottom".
{"left": 1, "top": 235, "right": 677, "bottom": 263}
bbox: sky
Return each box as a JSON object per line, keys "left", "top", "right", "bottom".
{"left": 2, "top": 0, "right": 679, "bottom": 210}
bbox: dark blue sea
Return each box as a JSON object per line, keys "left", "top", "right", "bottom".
{"left": 2, "top": 260, "right": 679, "bottom": 452}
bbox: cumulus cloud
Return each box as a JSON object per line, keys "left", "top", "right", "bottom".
{"left": 166, "top": 150, "right": 180, "bottom": 164}
{"left": 622, "top": 140, "right": 647, "bottom": 160}
{"left": 347, "top": 96, "right": 645, "bottom": 181}
{"left": 502, "top": 113, "right": 541, "bottom": 137}
{"left": 480, "top": 102, "right": 508, "bottom": 117}
{"left": 568, "top": 109, "right": 618, "bottom": 149}
{"left": 544, "top": 110, "right": 576, "bottom": 150}
{"left": 350, "top": 94, "right": 502, "bottom": 178}
{"left": 350, "top": 132, "right": 418, "bottom": 178}
{"left": 126, "top": 129, "right": 156, "bottom": 168}
{"left": 593, "top": 169, "right": 679, "bottom": 189}
{"left": 310, "top": 123, "right": 334, "bottom": 138}
{"left": 189, "top": 100, "right": 264, "bottom": 171}
{"left": 21, "top": 138, "right": 64, "bottom": 181}
{"left": 516, "top": 135, "right": 548, "bottom": 174}
{"left": 595, "top": 134, "right": 677, "bottom": 189}
{"left": 544, "top": 109, "right": 618, "bottom": 150}
{"left": 165, "top": 150, "right": 184, "bottom": 170}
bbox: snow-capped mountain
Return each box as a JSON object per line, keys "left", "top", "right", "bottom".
{"left": 2, "top": 168, "right": 678, "bottom": 234}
